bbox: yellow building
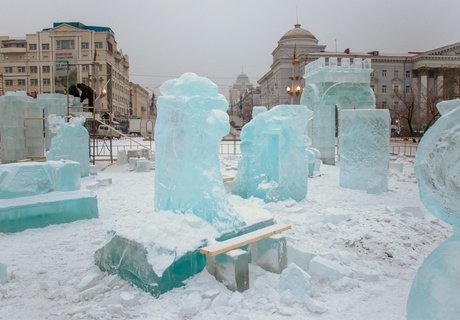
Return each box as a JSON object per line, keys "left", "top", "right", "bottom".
{"left": 129, "top": 82, "right": 150, "bottom": 118}
{"left": 0, "top": 22, "right": 130, "bottom": 116}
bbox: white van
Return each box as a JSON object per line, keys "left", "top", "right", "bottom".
{"left": 96, "top": 125, "right": 121, "bottom": 139}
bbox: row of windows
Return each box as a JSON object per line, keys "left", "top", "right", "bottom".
{"left": 3, "top": 66, "right": 51, "bottom": 73}
{"left": 5, "top": 78, "right": 51, "bottom": 86}
{"left": 371, "top": 70, "right": 411, "bottom": 79}
{"left": 381, "top": 101, "right": 400, "bottom": 109}
{"left": 371, "top": 84, "right": 411, "bottom": 94}
{"left": 28, "top": 41, "right": 103, "bottom": 51}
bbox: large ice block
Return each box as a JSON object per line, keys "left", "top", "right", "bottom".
{"left": 0, "top": 92, "right": 30, "bottom": 163}
{"left": 0, "top": 190, "right": 98, "bottom": 233}
{"left": 95, "top": 210, "right": 274, "bottom": 297}
{"left": 46, "top": 115, "right": 90, "bottom": 177}
{"left": 339, "top": 109, "right": 390, "bottom": 193}
{"left": 154, "top": 73, "right": 243, "bottom": 232}
{"left": 232, "top": 105, "right": 311, "bottom": 202}
{"left": 407, "top": 106, "right": 460, "bottom": 320}
{"left": 0, "top": 161, "right": 81, "bottom": 199}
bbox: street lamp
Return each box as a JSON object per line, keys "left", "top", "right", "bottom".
{"left": 286, "top": 85, "right": 302, "bottom": 96}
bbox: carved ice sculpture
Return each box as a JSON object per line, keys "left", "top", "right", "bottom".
{"left": 339, "top": 109, "right": 390, "bottom": 193}
{"left": 232, "top": 105, "right": 312, "bottom": 202}
{"left": 154, "top": 73, "right": 244, "bottom": 232}
{"left": 301, "top": 57, "right": 375, "bottom": 165}
{"left": 46, "top": 115, "right": 90, "bottom": 177}
{"left": 407, "top": 105, "right": 460, "bottom": 320}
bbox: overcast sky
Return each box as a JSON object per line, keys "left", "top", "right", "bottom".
{"left": 2, "top": 0, "right": 459, "bottom": 97}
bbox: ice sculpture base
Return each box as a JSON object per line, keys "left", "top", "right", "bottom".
{"left": 206, "top": 249, "right": 249, "bottom": 292}
{"left": 0, "top": 190, "right": 98, "bottom": 233}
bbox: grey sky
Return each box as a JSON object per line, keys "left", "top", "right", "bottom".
{"left": 2, "top": 0, "right": 459, "bottom": 97}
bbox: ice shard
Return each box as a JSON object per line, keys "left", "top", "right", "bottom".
{"left": 339, "top": 109, "right": 390, "bottom": 193}
{"left": 154, "top": 73, "right": 244, "bottom": 232}
{"left": 407, "top": 105, "right": 460, "bottom": 320}
{"left": 232, "top": 105, "right": 311, "bottom": 202}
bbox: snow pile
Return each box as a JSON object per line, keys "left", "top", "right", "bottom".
{"left": 0, "top": 156, "right": 452, "bottom": 319}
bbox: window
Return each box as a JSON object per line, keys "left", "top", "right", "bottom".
{"left": 43, "top": 78, "right": 51, "bottom": 85}
{"left": 382, "top": 70, "right": 387, "bottom": 77}
{"left": 382, "top": 85, "right": 387, "bottom": 94}
{"left": 406, "top": 70, "right": 411, "bottom": 78}
{"left": 29, "top": 43, "right": 37, "bottom": 50}
{"left": 42, "top": 43, "right": 50, "bottom": 50}
{"left": 405, "top": 85, "right": 410, "bottom": 93}
{"left": 4, "top": 67, "right": 12, "bottom": 73}
{"left": 95, "top": 41, "right": 103, "bottom": 49}
{"left": 370, "top": 71, "right": 375, "bottom": 77}
{"left": 81, "top": 42, "right": 89, "bottom": 49}
{"left": 382, "top": 101, "right": 387, "bottom": 109}
{"left": 82, "top": 64, "right": 90, "bottom": 71}
{"left": 5, "top": 80, "right": 13, "bottom": 86}
{"left": 394, "top": 70, "right": 399, "bottom": 78}
{"left": 56, "top": 39, "right": 75, "bottom": 50}
{"left": 18, "top": 79, "right": 26, "bottom": 86}
{"left": 17, "top": 66, "right": 25, "bottom": 73}
{"left": 42, "top": 65, "right": 50, "bottom": 73}
{"left": 30, "top": 66, "right": 38, "bottom": 73}
{"left": 30, "top": 79, "right": 38, "bottom": 86}
{"left": 370, "top": 85, "right": 375, "bottom": 92}
{"left": 393, "top": 85, "right": 399, "bottom": 94}
{"left": 98, "top": 64, "right": 103, "bottom": 71}
{"left": 394, "top": 101, "right": 399, "bottom": 109}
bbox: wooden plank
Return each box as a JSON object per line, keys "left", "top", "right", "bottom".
{"left": 199, "top": 224, "right": 291, "bottom": 257}
{"left": 223, "top": 177, "right": 235, "bottom": 183}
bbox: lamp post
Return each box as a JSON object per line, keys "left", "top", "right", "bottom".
{"left": 286, "top": 45, "right": 303, "bottom": 104}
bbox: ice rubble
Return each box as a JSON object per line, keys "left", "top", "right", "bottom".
{"left": 407, "top": 104, "right": 460, "bottom": 320}
{"left": 46, "top": 115, "right": 90, "bottom": 177}
{"left": 154, "top": 72, "right": 244, "bottom": 232}
{"left": 232, "top": 104, "right": 312, "bottom": 202}
{"left": 339, "top": 109, "right": 390, "bottom": 193}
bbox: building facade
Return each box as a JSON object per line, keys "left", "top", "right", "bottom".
{"left": 0, "top": 22, "right": 132, "bottom": 116}
{"left": 228, "top": 72, "right": 260, "bottom": 127}
{"left": 129, "top": 82, "right": 150, "bottom": 118}
{"left": 258, "top": 23, "right": 460, "bottom": 134}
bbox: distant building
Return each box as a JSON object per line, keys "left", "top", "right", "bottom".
{"left": 258, "top": 23, "right": 460, "bottom": 134}
{"left": 0, "top": 22, "right": 131, "bottom": 116}
{"left": 129, "top": 82, "right": 150, "bottom": 118}
{"left": 228, "top": 72, "right": 260, "bottom": 127}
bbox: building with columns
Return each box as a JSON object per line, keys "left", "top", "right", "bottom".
{"left": 258, "top": 23, "right": 460, "bottom": 134}
{"left": 0, "top": 22, "right": 133, "bottom": 117}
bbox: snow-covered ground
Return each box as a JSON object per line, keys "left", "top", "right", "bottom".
{"left": 0, "top": 155, "right": 452, "bottom": 320}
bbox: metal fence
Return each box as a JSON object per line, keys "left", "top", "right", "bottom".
{"left": 90, "top": 137, "right": 418, "bottom": 161}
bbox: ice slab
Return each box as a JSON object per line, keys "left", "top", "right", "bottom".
{"left": 154, "top": 73, "right": 243, "bottom": 232}
{"left": 436, "top": 98, "right": 460, "bottom": 116}
{"left": 0, "top": 190, "right": 98, "bottom": 233}
{"left": 46, "top": 115, "right": 90, "bottom": 177}
{"left": 0, "top": 263, "right": 6, "bottom": 285}
{"left": 309, "top": 256, "right": 351, "bottom": 282}
{"left": 232, "top": 105, "right": 312, "bottom": 202}
{"left": 0, "top": 161, "right": 81, "bottom": 199}
{"left": 277, "top": 263, "right": 312, "bottom": 300}
{"left": 339, "top": 109, "right": 390, "bottom": 193}
{"left": 407, "top": 105, "right": 460, "bottom": 320}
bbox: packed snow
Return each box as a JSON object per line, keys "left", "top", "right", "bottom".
{"left": 0, "top": 154, "right": 452, "bottom": 320}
